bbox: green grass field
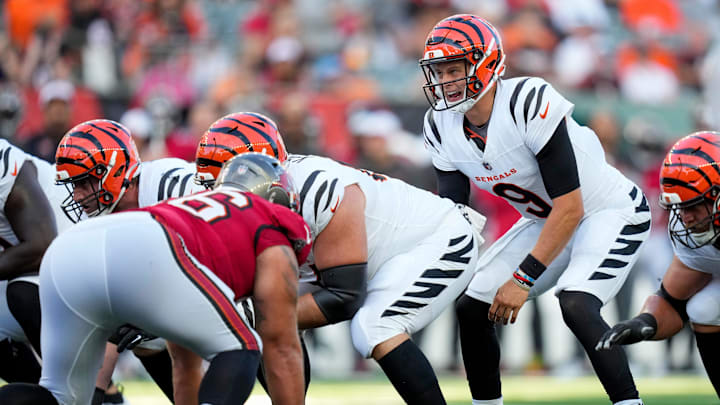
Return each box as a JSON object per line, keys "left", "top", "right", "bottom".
{"left": 120, "top": 374, "right": 717, "bottom": 404}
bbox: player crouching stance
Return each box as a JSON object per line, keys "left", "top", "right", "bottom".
{"left": 0, "top": 154, "right": 310, "bottom": 405}
{"left": 598, "top": 132, "right": 720, "bottom": 398}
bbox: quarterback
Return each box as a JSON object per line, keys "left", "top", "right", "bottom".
{"left": 598, "top": 132, "right": 720, "bottom": 398}
{"left": 195, "top": 112, "right": 487, "bottom": 404}
{"left": 419, "top": 14, "right": 649, "bottom": 405}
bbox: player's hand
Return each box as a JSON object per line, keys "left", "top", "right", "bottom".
{"left": 595, "top": 314, "right": 657, "bottom": 351}
{"left": 489, "top": 279, "right": 529, "bottom": 325}
{"left": 108, "top": 324, "right": 157, "bottom": 353}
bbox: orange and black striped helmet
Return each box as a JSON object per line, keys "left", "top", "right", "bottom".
{"left": 55, "top": 119, "right": 141, "bottom": 222}
{"left": 195, "top": 112, "right": 287, "bottom": 188}
{"left": 419, "top": 14, "right": 505, "bottom": 113}
{"left": 660, "top": 131, "right": 720, "bottom": 248}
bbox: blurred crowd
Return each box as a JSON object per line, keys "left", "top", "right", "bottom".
{"left": 2, "top": 0, "right": 720, "bottom": 377}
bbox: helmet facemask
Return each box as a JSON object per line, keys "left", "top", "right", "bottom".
{"left": 664, "top": 186, "right": 720, "bottom": 249}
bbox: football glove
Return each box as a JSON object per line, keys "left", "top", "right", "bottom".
{"left": 108, "top": 324, "right": 157, "bottom": 353}
{"left": 595, "top": 313, "right": 657, "bottom": 351}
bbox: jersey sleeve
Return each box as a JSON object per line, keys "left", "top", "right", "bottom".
{"left": 509, "top": 77, "right": 574, "bottom": 155}
{"left": 286, "top": 156, "right": 351, "bottom": 238}
{"left": 139, "top": 158, "right": 204, "bottom": 207}
{"left": 0, "top": 141, "right": 29, "bottom": 211}
{"left": 422, "top": 109, "right": 455, "bottom": 171}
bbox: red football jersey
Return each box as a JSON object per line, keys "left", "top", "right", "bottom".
{"left": 137, "top": 188, "right": 311, "bottom": 300}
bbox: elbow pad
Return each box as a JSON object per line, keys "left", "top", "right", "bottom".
{"left": 312, "top": 263, "right": 368, "bottom": 324}
{"left": 656, "top": 283, "right": 689, "bottom": 322}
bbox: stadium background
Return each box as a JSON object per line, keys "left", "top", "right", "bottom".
{"left": 1, "top": 0, "right": 719, "bottom": 403}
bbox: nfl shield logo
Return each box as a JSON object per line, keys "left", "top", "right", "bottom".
{"left": 483, "top": 162, "right": 492, "bottom": 171}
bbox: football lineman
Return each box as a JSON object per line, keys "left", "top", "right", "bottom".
{"left": 0, "top": 153, "right": 310, "bottom": 405}
{"left": 53, "top": 119, "right": 205, "bottom": 402}
{"left": 195, "top": 112, "right": 487, "bottom": 404}
{"left": 597, "top": 131, "right": 720, "bottom": 398}
{"left": 419, "top": 14, "right": 649, "bottom": 405}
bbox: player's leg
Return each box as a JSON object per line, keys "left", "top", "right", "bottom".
{"left": 5, "top": 279, "right": 41, "bottom": 355}
{"left": 556, "top": 188, "right": 650, "bottom": 405}
{"left": 351, "top": 212, "right": 479, "bottom": 405}
{"left": 0, "top": 281, "right": 40, "bottom": 384}
{"left": 103, "top": 212, "right": 262, "bottom": 404}
{"left": 458, "top": 218, "right": 565, "bottom": 404}
{"left": 686, "top": 278, "right": 720, "bottom": 397}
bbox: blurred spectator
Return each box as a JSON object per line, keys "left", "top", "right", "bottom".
{"left": 0, "top": 83, "right": 24, "bottom": 141}
{"left": 23, "top": 79, "right": 74, "bottom": 161}
{"left": 120, "top": 107, "right": 166, "bottom": 161}
{"left": 5, "top": 0, "right": 68, "bottom": 50}
{"left": 617, "top": 40, "right": 680, "bottom": 104}
{"left": 271, "top": 91, "right": 320, "bottom": 156}
{"left": 620, "top": 0, "right": 683, "bottom": 36}
{"left": 500, "top": 4, "right": 558, "bottom": 77}
{"left": 165, "top": 99, "right": 218, "bottom": 161}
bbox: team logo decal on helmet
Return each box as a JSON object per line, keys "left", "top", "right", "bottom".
{"left": 195, "top": 112, "right": 287, "bottom": 189}
{"left": 215, "top": 152, "right": 298, "bottom": 212}
{"left": 659, "top": 131, "right": 720, "bottom": 248}
{"left": 419, "top": 14, "right": 506, "bottom": 114}
{"left": 55, "top": 119, "right": 141, "bottom": 223}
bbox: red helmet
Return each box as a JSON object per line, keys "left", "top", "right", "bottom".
{"left": 419, "top": 14, "right": 506, "bottom": 113}
{"left": 55, "top": 119, "right": 141, "bottom": 223}
{"left": 659, "top": 131, "right": 720, "bottom": 248}
{"left": 195, "top": 112, "right": 287, "bottom": 189}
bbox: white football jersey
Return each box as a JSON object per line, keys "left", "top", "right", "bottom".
{"left": 138, "top": 158, "right": 204, "bottom": 207}
{"left": 424, "top": 76, "right": 635, "bottom": 220}
{"left": 671, "top": 223, "right": 720, "bottom": 277}
{"left": 0, "top": 140, "right": 72, "bottom": 248}
{"left": 285, "top": 154, "right": 459, "bottom": 280}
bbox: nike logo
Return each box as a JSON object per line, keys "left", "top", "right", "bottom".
{"left": 10, "top": 162, "right": 17, "bottom": 176}
{"left": 539, "top": 102, "right": 550, "bottom": 119}
{"left": 329, "top": 196, "right": 340, "bottom": 213}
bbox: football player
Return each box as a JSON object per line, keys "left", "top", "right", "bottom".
{"left": 0, "top": 137, "right": 69, "bottom": 384}
{"left": 0, "top": 153, "right": 310, "bottom": 405}
{"left": 53, "top": 119, "right": 205, "bottom": 403}
{"left": 418, "top": 14, "right": 649, "bottom": 405}
{"left": 597, "top": 131, "right": 720, "bottom": 398}
{"left": 195, "top": 112, "right": 487, "bottom": 404}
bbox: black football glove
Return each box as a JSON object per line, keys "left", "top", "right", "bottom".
{"left": 595, "top": 313, "right": 658, "bottom": 351}
{"left": 108, "top": 324, "right": 157, "bottom": 353}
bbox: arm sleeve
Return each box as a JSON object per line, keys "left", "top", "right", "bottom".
{"left": 435, "top": 168, "right": 470, "bottom": 205}
{"left": 536, "top": 118, "right": 580, "bottom": 199}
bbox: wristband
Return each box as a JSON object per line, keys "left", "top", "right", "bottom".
{"left": 512, "top": 268, "right": 534, "bottom": 291}
{"left": 519, "top": 253, "right": 547, "bottom": 280}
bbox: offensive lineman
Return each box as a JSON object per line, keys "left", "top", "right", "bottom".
{"left": 195, "top": 112, "right": 487, "bottom": 404}
{"left": 0, "top": 153, "right": 311, "bottom": 405}
{"left": 597, "top": 131, "right": 720, "bottom": 398}
{"left": 419, "top": 14, "right": 649, "bottom": 405}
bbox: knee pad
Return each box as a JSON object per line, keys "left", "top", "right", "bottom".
{"left": 687, "top": 293, "right": 720, "bottom": 326}
{"left": 456, "top": 295, "right": 492, "bottom": 328}
{"left": 200, "top": 350, "right": 261, "bottom": 405}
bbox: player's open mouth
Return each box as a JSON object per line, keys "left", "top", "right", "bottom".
{"left": 446, "top": 90, "right": 462, "bottom": 102}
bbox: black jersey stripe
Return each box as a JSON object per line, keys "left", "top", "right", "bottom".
{"left": 166, "top": 173, "right": 180, "bottom": 198}
{"left": 313, "top": 180, "right": 328, "bottom": 220}
{"left": 157, "top": 168, "right": 181, "bottom": 202}
{"left": 425, "top": 109, "right": 442, "bottom": 145}
{"left": 67, "top": 131, "right": 106, "bottom": 160}
{"left": 178, "top": 173, "right": 193, "bottom": 196}
{"left": 531, "top": 84, "right": 547, "bottom": 120}
{"left": 323, "top": 178, "right": 339, "bottom": 211}
{"left": 298, "top": 170, "right": 323, "bottom": 217}
{"left": 1, "top": 148, "right": 9, "bottom": 178}
{"left": 523, "top": 87, "right": 536, "bottom": 125}
{"left": 509, "top": 78, "right": 530, "bottom": 125}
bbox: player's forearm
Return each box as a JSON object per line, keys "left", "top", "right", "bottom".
{"left": 0, "top": 243, "right": 44, "bottom": 280}
{"left": 263, "top": 339, "right": 305, "bottom": 405}
{"left": 168, "top": 342, "right": 203, "bottom": 405}
{"left": 297, "top": 293, "right": 329, "bottom": 329}
{"left": 530, "top": 203, "right": 582, "bottom": 266}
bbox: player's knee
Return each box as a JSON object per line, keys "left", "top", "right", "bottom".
{"left": 456, "top": 294, "right": 492, "bottom": 328}
{"left": 6, "top": 281, "right": 39, "bottom": 318}
{"left": 559, "top": 290, "right": 602, "bottom": 327}
{"left": 687, "top": 293, "right": 720, "bottom": 326}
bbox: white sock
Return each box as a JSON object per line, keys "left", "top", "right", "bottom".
{"left": 614, "top": 399, "right": 643, "bottom": 405}
{"left": 472, "top": 397, "right": 503, "bottom": 405}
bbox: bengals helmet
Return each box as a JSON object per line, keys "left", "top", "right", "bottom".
{"left": 419, "top": 14, "right": 506, "bottom": 113}
{"left": 55, "top": 119, "right": 141, "bottom": 223}
{"left": 195, "top": 112, "right": 287, "bottom": 189}
{"left": 659, "top": 131, "right": 720, "bottom": 248}
{"left": 215, "top": 153, "right": 298, "bottom": 212}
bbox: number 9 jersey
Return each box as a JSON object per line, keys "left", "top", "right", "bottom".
{"left": 424, "top": 76, "right": 636, "bottom": 220}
